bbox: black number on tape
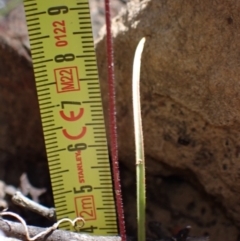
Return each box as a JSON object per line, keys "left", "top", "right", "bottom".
{"left": 67, "top": 143, "right": 87, "bottom": 152}
{"left": 48, "top": 6, "right": 68, "bottom": 15}
{"left": 73, "top": 185, "right": 93, "bottom": 194}
{"left": 55, "top": 53, "right": 75, "bottom": 63}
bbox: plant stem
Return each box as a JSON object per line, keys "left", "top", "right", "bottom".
{"left": 132, "top": 37, "right": 146, "bottom": 241}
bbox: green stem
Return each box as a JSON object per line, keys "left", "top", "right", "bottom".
{"left": 132, "top": 37, "right": 146, "bottom": 241}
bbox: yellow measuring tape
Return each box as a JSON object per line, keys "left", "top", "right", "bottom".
{"left": 23, "top": 0, "right": 118, "bottom": 235}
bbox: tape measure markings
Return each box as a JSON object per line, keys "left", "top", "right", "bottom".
{"left": 49, "top": 163, "right": 60, "bottom": 168}
{"left": 49, "top": 160, "right": 60, "bottom": 164}
{"left": 46, "top": 142, "right": 58, "bottom": 147}
{"left": 49, "top": 164, "right": 61, "bottom": 169}
{"left": 51, "top": 173, "right": 63, "bottom": 180}
{"left": 55, "top": 204, "right": 66, "bottom": 209}
{"left": 39, "top": 97, "right": 51, "bottom": 102}
{"left": 48, "top": 157, "right": 60, "bottom": 161}
{"left": 36, "top": 79, "right": 48, "bottom": 83}
{"left": 55, "top": 202, "right": 66, "bottom": 207}
{"left": 48, "top": 158, "right": 60, "bottom": 163}
{"left": 42, "top": 122, "right": 55, "bottom": 127}
{"left": 25, "top": 4, "right": 37, "bottom": 8}
{"left": 45, "top": 141, "right": 58, "bottom": 146}
{"left": 24, "top": 0, "right": 118, "bottom": 234}
{"left": 52, "top": 185, "right": 66, "bottom": 191}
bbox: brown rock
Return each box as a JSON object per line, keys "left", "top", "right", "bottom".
{"left": 96, "top": 0, "right": 240, "bottom": 238}
{"left": 0, "top": 5, "right": 47, "bottom": 186}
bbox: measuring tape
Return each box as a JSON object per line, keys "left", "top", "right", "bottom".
{"left": 23, "top": 0, "right": 118, "bottom": 235}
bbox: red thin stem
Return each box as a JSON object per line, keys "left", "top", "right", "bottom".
{"left": 104, "top": 0, "right": 126, "bottom": 240}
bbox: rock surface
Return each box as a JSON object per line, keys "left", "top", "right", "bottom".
{"left": 0, "top": 5, "right": 46, "bottom": 186}
{"left": 96, "top": 0, "right": 240, "bottom": 239}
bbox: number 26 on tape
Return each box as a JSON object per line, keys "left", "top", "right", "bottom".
{"left": 60, "top": 101, "right": 87, "bottom": 152}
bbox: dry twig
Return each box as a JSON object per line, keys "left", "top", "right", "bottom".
{"left": 12, "top": 191, "right": 56, "bottom": 221}
{"left": 0, "top": 218, "right": 121, "bottom": 241}
{"left": 19, "top": 174, "right": 46, "bottom": 203}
